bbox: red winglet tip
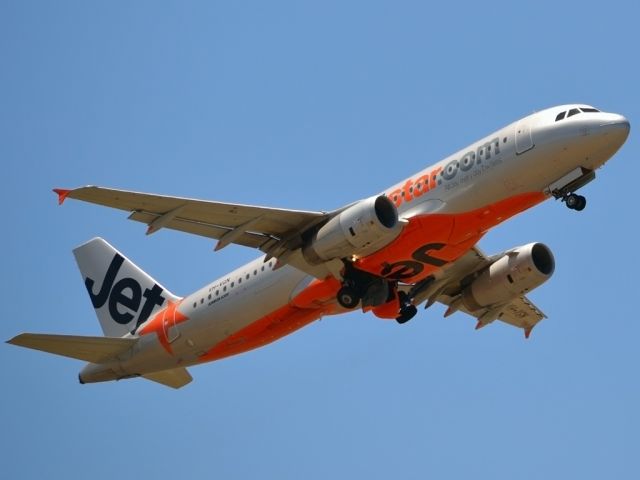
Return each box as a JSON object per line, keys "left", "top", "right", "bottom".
{"left": 524, "top": 328, "right": 532, "bottom": 339}
{"left": 475, "top": 320, "right": 483, "bottom": 330}
{"left": 53, "top": 188, "right": 71, "bottom": 205}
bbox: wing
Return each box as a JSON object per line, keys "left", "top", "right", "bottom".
{"left": 406, "top": 247, "right": 546, "bottom": 338}
{"left": 55, "top": 186, "right": 329, "bottom": 259}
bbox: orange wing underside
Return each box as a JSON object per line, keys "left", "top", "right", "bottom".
{"left": 158, "top": 192, "right": 547, "bottom": 362}
{"left": 356, "top": 191, "right": 546, "bottom": 283}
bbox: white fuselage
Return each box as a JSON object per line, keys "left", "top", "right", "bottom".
{"left": 80, "top": 104, "right": 629, "bottom": 383}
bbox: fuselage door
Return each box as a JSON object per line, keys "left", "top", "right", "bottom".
{"left": 515, "top": 121, "right": 534, "bottom": 154}
{"left": 162, "top": 307, "right": 180, "bottom": 343}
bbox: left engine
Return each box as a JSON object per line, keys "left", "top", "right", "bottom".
{"left": 461, "top": 242, "right": 555, "bottom": 311}
{"left": 302, "top": 195, "right": 402, "bottom": 265}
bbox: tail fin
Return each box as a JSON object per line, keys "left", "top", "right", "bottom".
{"left": 73, "top": 238, "right": 179, "bottom": 337}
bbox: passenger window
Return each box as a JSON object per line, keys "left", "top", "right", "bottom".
{"left": 568, "top": 108, "right": 580, "bottom": 117}
{"left": 246, "top": 274, "right": 250, "bottom": 280}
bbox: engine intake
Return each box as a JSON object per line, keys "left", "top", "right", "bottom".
{"left": 303, "top": 195, "right": 401, "bottom": 264}
{"left": 462, "top": 242, "right": 555, "bottom": 311}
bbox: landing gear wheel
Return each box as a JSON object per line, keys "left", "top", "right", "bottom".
{"left": 395, "top": 291, "right": 418, "bottom": 324}
{"left": 565, "top": 193, "right": 579, "bottom": 209}
{"left": 565, "top": 193, "right": 586, "bottom": 211}
{"left": 337, "top": 286, "right": 360, "bottom": 309}
{"left": 396, "top": 305, "right": 417, "bottom": 324}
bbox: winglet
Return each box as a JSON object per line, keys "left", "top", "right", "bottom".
{"left": 475, "top": 320, "right": 485, "bottom": 330}
{"left": 524, "top": 326, "right": 533, "bottom": 339}
{"left": 53, "top": 188, "right": 72, "bottom": 205}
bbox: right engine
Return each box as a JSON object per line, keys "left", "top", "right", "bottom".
{"left": 461, "top": 242, "right": 555, "bottom": 311}
{"left": 302, "top": 195, "right": 402, "bottom": 265}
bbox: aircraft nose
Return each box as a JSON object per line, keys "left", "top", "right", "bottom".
{"left": 596, "top": 113, "right": 630, "bottom": 146}
{"left": 600, "top": 113, "right": 630, "bottom": 133}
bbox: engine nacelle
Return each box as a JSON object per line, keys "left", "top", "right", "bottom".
{"left": 302, "top": 195, "right": 401, "bottom": 265}
{"left": 462, "top": 242, "right": 555, "bottom": 311}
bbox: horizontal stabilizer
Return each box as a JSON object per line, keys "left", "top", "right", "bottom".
{"left": 7, "top": 333, "right": 136, "bottom": 363}
{"left": 143, "top": 368, "right": 192, "bottom": 389}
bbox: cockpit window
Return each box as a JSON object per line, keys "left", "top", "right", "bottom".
{"left": 555, "top": 107, "right": 600, "bottom": 122}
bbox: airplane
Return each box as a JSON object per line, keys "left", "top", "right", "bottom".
{"left": 7, "top": 104, "right": 630, "bottom": 389}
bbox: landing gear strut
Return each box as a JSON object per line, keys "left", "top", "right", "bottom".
{"left": 564, "top": 193, "right": 586, "bottom": 211}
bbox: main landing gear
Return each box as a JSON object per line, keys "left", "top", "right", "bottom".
{"left": 563, "top": 193, "right": 586, "bottom": 211}
{"left": 335, "top": 262, "right": 419, "bottom": 325}
{"left": 336, "top": 262, "right": 390, "bottom": 310}
{"left": 396, "top": 291, "right": 418, "bottom": 324}
{"left": 337, "top": 282, "right": 418, "bottom": 324}
{"left": 337, "top": 284, "right": 360, "bottom": 309}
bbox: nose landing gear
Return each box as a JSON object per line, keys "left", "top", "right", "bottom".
{"left": 548, "top": 166, "right": 594, "bottom": 212}
{"left": 564, "top": 193, "right": 586, "bottom": 211}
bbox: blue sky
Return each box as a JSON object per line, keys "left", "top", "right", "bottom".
{"left": 2, "top": 1, "right": 639, "bottom": 478}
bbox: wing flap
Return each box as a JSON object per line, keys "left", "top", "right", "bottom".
{"left": 429, "top": 292, "right": 546, "bottom": 337}
{"left": 128, "top": 210, "right": 274, "bottom": 249}
{"left": 497, "top": 296, "right": 546, "bottom": 331}
{"left": 142, "top": 367, "right": 192, "bottom": 389}
{"left": 7, "top": 333, "right": 136, "bottom": 363}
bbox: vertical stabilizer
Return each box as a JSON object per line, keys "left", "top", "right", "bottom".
{"left": 73, "top": 238, "right": 179, "bottom": 337}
